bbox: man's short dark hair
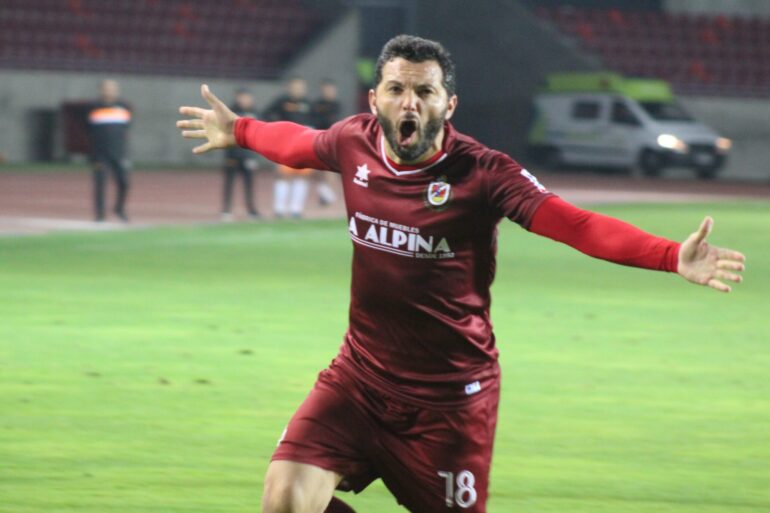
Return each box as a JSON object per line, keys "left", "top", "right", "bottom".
{"left": 374, "top": 35, "right": 456, "bottom": 96}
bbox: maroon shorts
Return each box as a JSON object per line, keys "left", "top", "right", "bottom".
{"left": 272, "top": 360, "right": 500, "bottom": 512}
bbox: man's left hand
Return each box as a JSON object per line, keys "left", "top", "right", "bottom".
{"left": 678, "top": 216, "right": 746, "bottom": 293}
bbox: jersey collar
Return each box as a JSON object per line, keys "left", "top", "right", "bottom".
{"left": 378, "top": 121, "right": 453, "bottom": 176}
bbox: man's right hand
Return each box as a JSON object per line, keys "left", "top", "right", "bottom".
{"left": 177, "top": 84, "right": 238, "bottom": 154}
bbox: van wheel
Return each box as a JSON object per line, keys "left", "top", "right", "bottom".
{"left": 639, "top": 149, "right": 663, "bottom": 177}
{"left": 543, "top": 148, "right": 563, "bottom": 170}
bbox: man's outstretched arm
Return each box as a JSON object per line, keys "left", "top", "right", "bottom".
{"left": 176, "top": 84, "right": 325, "bottom": 169}
{"left": 529, "top": 196, "right": 746, "bottom": 292}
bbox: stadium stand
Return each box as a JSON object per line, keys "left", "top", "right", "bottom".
{"left": 0, "top": 0, "right": 341, "bottom": 78}
{"left": 534, "top": 6, "right": 770, "bottom": 97}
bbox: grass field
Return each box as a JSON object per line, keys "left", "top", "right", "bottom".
{"left": 1, "top": 202, "right": 769, "bottom": 513}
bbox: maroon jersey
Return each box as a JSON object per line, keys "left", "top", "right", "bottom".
{"left": 233, "top": 110, "right": 681, "bottom": 510}
{"left": 311, "top": 114, "right": 553, "bottom": 402}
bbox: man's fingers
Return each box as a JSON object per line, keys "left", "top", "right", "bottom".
{"left": 707, "top": 278, "right": 731, "bottom": 293}
{"left": 193, "top": 142, "right": 213, "bottom": 154}
{"left": 717, "top": 248, "right": 746, "bottom": 262}
{"left": 715, "top": 270, "right": 742, "bottom": 283}
{"left": 201, "top": 84, "right": 226, "bottom": 110}
{"left": 694, "top": 216, "right": 713, "bottom": 243}
{"left": 180, "top": 87, "right": 229, "bottom": 155}
{"left": 176, "top": 119, "right": 204, "bottom": 130}
{"left": 717, "top": 259, "right": 745, "bottom": 271}
{"left": 179, "top": 106, "right": 209, "bottom": 118}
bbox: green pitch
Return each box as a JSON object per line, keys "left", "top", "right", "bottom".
{"left": 1, "top": 202, "right": 768, "bottom": 513}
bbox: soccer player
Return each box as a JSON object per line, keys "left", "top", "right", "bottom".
{"left": 177, "top": 35, "right": 745, "bottom": 513}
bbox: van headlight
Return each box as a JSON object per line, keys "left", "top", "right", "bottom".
{"left": 716, "top": 137, "right": 732, "bottom": 152}
{"left": 657, "top": 134, "right": 689, "bottom": 153}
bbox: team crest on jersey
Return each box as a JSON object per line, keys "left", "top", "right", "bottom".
{"left": 426, "top": 178, "right": 451, "bottom": 209}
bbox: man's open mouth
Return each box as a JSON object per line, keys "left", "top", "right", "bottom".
{"left": 397, "top": 119, "right": 419, "bottom": 146}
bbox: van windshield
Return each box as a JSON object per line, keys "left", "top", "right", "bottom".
{"left": 639, "top": 101, "right": 694, "bottom": 122}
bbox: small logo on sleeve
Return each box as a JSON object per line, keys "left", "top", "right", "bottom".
{"left": 521, "top": 168, "right": 547, "bottom": 192}
{"left": 353, "top": 163, "right": 370, "bottom": 188}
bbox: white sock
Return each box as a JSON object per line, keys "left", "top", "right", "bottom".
{"left": 274, "top": 179, "right": 289, "bottom": 216}
{"left": 289, "top": 179, "right": 309, "bottom": 216}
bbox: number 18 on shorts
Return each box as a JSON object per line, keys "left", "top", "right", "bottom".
{"left": 438, "top": 470, "right": 477, "bottom": 509}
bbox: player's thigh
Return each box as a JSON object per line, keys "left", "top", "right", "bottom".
{"left": 262, "top": 460, "right": 341, "bottom": 513}
{"left": 378, "top": 387, "right": 500, "bottom": 512}
{"left": 273, "top": 368, "right": 377, "bottom": 493}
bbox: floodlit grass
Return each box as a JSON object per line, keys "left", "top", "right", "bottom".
{"left": 1, "top": 202, "right": 768, "bottom": 513}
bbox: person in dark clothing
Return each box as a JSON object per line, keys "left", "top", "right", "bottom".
{"left": 263, "top": 76, "right": 315, "bottom": 125}
{"left": 263, "top": 77, "right": 314, "bottom": 218}
{"left": 222, "top": 89, "right": 260, "bottom": 221}
{"left": 312, "top": 78, "right": 341, "bottom": 130}
{"left": 88, "top": 79, "right": 132, "bottom": 222}
{"left": 311, "top": 79, "right": 341, "bottom": 206}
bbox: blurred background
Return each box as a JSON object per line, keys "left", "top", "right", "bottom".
{"left": 1, "top": 0, "right": 769, "bottom": 233}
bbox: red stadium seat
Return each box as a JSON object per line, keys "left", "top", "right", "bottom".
{"left": 532, "top": 6, "right": 770, "bottom": 97}
{"left": 0, "top": 0, "right": 340, "bottom": 78}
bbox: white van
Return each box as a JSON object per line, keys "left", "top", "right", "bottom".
{"left": 527, "top": 73, "right": 732, "bottom": 178}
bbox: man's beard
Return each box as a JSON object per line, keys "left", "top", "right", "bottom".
{"left": 378, "top": 112, "right": 445, "bottom": 162}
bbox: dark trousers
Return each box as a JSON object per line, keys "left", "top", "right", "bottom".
{"left": 222, "top": 159, "right": 257, "bottom": 214}
{"left": 93, "top": 157, "right": 130, "bottom": 220}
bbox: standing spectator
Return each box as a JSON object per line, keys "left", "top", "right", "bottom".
{"left": 311, "top": 79, "right": 341, "bottom": 206}
{"left": 221, "top": 88, "right": 260, "bottom": 221}
{"left": 312, "top": 78, "right": 341, "bottom": 130}
{"left": 88, "top": 79, "right": 132, "bottom": 222}
{"left": 263, "top": 77, "right": 313, "bottom": 218}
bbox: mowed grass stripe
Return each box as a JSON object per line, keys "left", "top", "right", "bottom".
{"left": 1, "top": 202, "right": 768, "bottom": 513}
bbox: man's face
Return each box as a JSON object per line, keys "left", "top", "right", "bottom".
{"left": 287, "top": 79, "right": 306, "bottom": 100}
{"left": 369, "top": 57, "right": 457, "bottom": 162}
{"left": 321, "top": 83, "right": 337, "bottom": 101}
{"left": 235, "top": 92, "right": 254, "bottom": 110}
{"left": 100, "top": 79, "right": 120, "bottom": 103}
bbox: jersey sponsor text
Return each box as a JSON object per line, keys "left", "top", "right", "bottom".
{"left": 349, "top": 212, "right": 455, "bottom": 259}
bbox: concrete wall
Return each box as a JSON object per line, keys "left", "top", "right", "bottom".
{"left": 284, "top": 9, "right": 359, "bottom": 118}
{"left": 0, "top": 9, "right": 358, "bottom": 165}
{"left": 681, "top": 96, "right": 770, "bottom": 180}
{"left": 0, "top": 72, "right": 281, "bottom": 165}
{"left": 414, "top": 0, "right": 600, "bottom": 158}
{"left": 665, "top": 0, "right": 770, "bottom": 16}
